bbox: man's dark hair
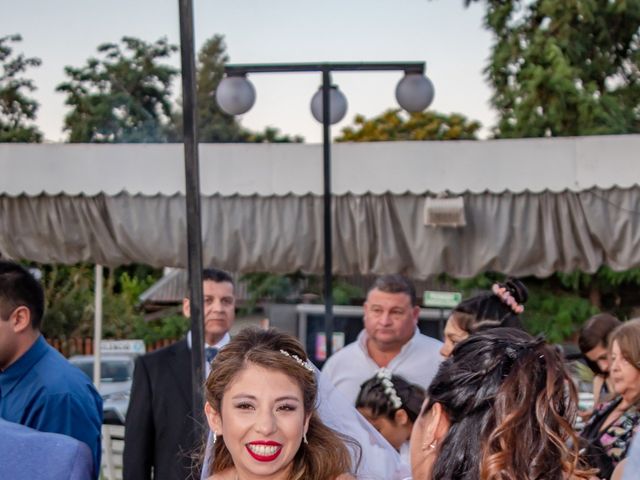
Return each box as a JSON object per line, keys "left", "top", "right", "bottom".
{"left": 578, "top": 313, "right": 621, "bottom": 354}
{"left": 0, "top": 261, "right": 45, "bottom": 330}
{"left": 578, "top": 313, "right": 622, "bottom": 374}
{"left": 202, "top": 268, "right": 234, "bottom": 286}
{"left": 368, "top": 274, "right": 417, "bottom": 307}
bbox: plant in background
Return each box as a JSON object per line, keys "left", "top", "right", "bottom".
{"left": 0, "top": 34, "right": 42, "bottom": 142}
{"left": 39, "top": 264, "right": 94, "bottom": 339}
{"left": 57, "top": 36, "right": 178, "bottom": 143}
{"left": 332, "top": 279, "right": 363, "bottom": 306}
{"left": 337, "top": 109, "right": 481, "bottom": 142}
{"left": 131, "top": 314, "right": 190, "bottom": 346}
{"left": 523, "top": 286, "right": 597, "bottom": 344}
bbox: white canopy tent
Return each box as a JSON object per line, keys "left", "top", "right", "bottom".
{"left": 2, "top": 135, "right": 640, "bottom": 278}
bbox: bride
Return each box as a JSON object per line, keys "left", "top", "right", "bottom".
{"left": 203, "top": 328, "right": 357, "bottom": 480}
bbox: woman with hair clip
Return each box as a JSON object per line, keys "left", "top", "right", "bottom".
{"left": 355, "top": 370, "right": 425, "bottom": 464}
{"left": 440, "top": 278, "right": 527, "bottom": 358}
{"left": 410, "top": 328, "right": 593, "bottom": 480}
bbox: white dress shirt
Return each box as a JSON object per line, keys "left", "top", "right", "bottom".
{"left": 321, "top": 328, "right": 443, "bottom": 404}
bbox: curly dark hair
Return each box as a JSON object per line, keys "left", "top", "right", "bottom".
{"left": 421, "top": 328, "right": 592, "bottom": 480}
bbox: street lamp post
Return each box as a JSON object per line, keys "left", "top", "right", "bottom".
{"left": 177, "top": 0, "right": 206, "bottom": 423}
{"left": 217, "top": 62, "right": 435, "bottom": 359}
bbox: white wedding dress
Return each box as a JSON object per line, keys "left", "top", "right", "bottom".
{"left": 201, "top": 366, "right": 412, "bottom": 480}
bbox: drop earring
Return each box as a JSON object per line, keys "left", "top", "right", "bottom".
{"left": 422, "top": 440, "right": 436, "bottom": 451}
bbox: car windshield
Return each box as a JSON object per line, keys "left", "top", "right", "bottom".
{"left": 74, "top": 359, "right": 133, "bottom": 383}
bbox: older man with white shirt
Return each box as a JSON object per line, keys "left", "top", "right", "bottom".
{"left": 322, "top": 274, "right": 442, "bottom": 403}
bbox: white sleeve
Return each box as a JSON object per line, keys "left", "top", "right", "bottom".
{"left": 315, "top": 367, "right": 413, "bottom": 480}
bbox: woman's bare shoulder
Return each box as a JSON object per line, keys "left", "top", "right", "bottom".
{"left": 335, "top": 474, "right": 356, "bottom": 480}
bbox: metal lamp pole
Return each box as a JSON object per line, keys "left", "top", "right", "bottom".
{"left": 320, "top": 69, "right": 334, "bottom": 358}
{"left": 178, "top": 0, "right": 206, "bottom": 422}
{"left": 221, "top": 62, "right": 428, "bottom": 360}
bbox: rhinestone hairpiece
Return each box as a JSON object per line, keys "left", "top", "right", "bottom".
{"left": 279, "top": 349, "right": 314, "bottom": 372}
{"left": 376, "top": 368, "right": 402, "bottom": 409}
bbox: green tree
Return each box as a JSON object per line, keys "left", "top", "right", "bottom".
{"left": 170, "top": 35, "right": 247, "bottom": 142}
{"left": 0, "top": 34, "right": 42, "bottom": 142}
{"left": 170, "top": 35, "right": 304, "bottom": 144}
{"left": 39, "top": 264, "right": 94, "bottom": 338}
{"left": 472, "top": 0, "right": 640, "bottom": 138}
{"left": 245, "top": 126, "right": 304, "bottom": 143}
{"left": 38, "top": 263, "right": 164, "bottom": 341}
{"left": 56, "top": 37, "right": 178, "bottom": 143}
{"left": 336, "top": 109, "right": 481, "bottom": 141}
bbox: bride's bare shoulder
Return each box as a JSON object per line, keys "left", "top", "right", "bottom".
{"left": 335, "top": 474, "right": 356, "bottom": 480}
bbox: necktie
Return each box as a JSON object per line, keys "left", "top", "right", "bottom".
{"left": 205, "top": 347, "right": 218, "bottom": 364}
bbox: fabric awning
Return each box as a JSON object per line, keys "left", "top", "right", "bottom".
{"left": 2, "top": 136, "right": 640, "bottom": 278}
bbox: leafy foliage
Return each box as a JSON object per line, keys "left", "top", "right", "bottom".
{"left": 38, "top": 263, "right": 164, "bottom": 340}
{"left": 170, "top": 35, "right": 247, "bottom": 143}
{"left": 170, "top": 35, "right": 304, "bottom": 144}
{"left": 245, "top": 126, "right": 304, "bottom": 143}
{"left": 56, "top": 37, "right": 178, "bottom": 143}
{"left": 240, "top": 272, "right": 364, "bottom": 313}
{"left": 337, "top": 109, "right": 481, "bottom": 142}
{"left": 40, "top": 264, "right": 94, "bottom": 338}
{"left": 523, "top": 286, "right": 597, "bottom": 343}
{"left": 475, "top": 0, "right": 640, "bottom": 137}
{"left": 0, "top": 34, "right": 42, "bottom": 142}
{"left": 131, "top": 314, "right": 190, "bottom": 346}
{"left": 240, "top": 271, "right": 306, "bottom": 313}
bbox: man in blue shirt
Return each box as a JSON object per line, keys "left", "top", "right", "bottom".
{"left": 0, "top": 417, "right": 93, "bottom": 480}
{"left": 0, "top": 261, "right": 103, "bottom": 479}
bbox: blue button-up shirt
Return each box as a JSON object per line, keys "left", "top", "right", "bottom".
{"left": 0, "top": 336, "right": 103, "bottom": 479}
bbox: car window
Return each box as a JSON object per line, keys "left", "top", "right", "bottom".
{"left": 102, "top": 360, "right": 133, "bottom": 382}
{"left": 71, "top": 358, "right": 133, "bottom": 382}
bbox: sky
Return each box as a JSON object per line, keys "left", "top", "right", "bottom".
{"left": 2, "top": 0, "right": 496, "bottom": 143}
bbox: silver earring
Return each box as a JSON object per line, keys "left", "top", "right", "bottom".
{"left": 212, "top": 431, "right": 217, "bottom": 445}
{"left": 422, "top": 440, "right": 436, "bottom": 451}
{"left": 303, "top": 432, "right": 308, "bottom": 445}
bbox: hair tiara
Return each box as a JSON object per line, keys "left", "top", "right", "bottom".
{"left": 376, "top": 368, "right": 402, "bottom": 409}
{"left": 279, "top": 349, "right": 314, "bottom": 372}
{"left": 492, "top": 283, "right": 524, "bottom": 314}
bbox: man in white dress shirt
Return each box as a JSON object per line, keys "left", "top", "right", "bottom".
{"left": 322, "top": 274, "right": 443, "bottom": 403}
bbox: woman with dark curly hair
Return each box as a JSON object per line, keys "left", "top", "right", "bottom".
{"left": 440, "top": 278, "right": 528, "bottom": 358}
{"left": 410, "top": 328, "right": 592, "bottom": 480}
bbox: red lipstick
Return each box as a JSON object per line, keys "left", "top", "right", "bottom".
{"left": 245, "top": 441, "right": 283, "bottom": 462}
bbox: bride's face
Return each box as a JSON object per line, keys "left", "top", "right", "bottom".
{"left": 206, "top": 363, "right": 310, "bottom": 479}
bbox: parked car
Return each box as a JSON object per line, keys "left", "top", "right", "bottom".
{"left": 69, "top": 354, "right": 135, "bottom": 425}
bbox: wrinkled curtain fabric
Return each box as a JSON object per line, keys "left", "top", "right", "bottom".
{"left": 1, "top": 187, "right": 639, "bottom": 278}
